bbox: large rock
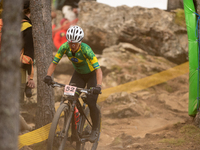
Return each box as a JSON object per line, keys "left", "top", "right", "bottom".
{"left": 98, "top": 42, "right": 176, "bottom": 88}
{"left": 167, "top": 0, "right": 183, "bottom": 11}
{"left": 78, "top": 1, "right": 188, "bottom": 64}
{"left": 118, "top": 8, "right": 188, "bottom": 64}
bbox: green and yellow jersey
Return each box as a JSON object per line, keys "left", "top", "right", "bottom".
{"left": 53, "top": 42, "right": 100, "bottom": 74}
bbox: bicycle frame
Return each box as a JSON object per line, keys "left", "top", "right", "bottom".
{"left": 56, "top": 84, "right": 94, "bottom": 143}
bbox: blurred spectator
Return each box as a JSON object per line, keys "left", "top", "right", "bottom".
{"left": 53, "top": 18, "right": 79, "bottom": 50}
{"left": 53, "top": 0, "right": 80, "bottom": 21}
{"left": 52, "top": 17, "right": 78, "bottom": 37}
{"left": 62, "top": 17, "right": 78, "bottom": 30}
{"left": 53, "top": 18, "right": 69, "bottom": 50}
{"left": 62, "top": 5, "right": 78, "bottom": 21}
{"left": 21, "top": 0, "right": 35, "bottom": 103}
{"left": 51, "top": 10, "right": 57, "bottom": 19}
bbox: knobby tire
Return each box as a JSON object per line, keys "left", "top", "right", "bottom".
{"left": 47, "top": 103, "right": 70, "bottom": 150}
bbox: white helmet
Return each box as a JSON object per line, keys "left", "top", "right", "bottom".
{"left": 66, "top": 25, "right": 84, "bottom": 43}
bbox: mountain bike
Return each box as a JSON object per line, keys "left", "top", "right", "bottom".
{"left": 47, "top": 81, "right": 101, "bottom": 150}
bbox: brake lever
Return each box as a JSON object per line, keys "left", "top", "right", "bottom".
{"left": 88, "top": 88, "right": 102, "bottom": 95}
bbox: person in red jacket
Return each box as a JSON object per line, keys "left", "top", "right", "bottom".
{"left": 53, "top": 18, "right": 69, "bottom": 50}
{"left": 53, "top": 17, "right": 79, "bottom": 50}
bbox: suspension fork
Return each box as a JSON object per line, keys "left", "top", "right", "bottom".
{"left": 64, "top": 102, "right": 74, "bottom": 135}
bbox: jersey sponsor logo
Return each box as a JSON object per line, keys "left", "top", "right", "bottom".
{"left": 71, "top": 57, "right": 78, "bottom": 62}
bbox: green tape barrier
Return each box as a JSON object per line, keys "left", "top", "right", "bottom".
{"left": 183, "top": 0, "right": 199, "bottom": 116}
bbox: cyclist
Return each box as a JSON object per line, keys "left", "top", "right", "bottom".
{"left": 44, "top": 25, "right": 102, "bottom": 143}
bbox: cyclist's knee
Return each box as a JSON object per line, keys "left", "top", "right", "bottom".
{"left": 87, "top": 96, "right": 97, "bottom": 106}
{"left": 87, "top": 100, "right": 96, "bottom": 109}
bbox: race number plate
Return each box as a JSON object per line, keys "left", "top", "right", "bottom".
{"left": 64, "top": 85, "right": 77, "bottom": 96}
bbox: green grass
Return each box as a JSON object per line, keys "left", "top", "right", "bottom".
{"left": 110, "top": 137, "right": 122, "bottom": 146}
{"left": 159, "top": 138, "right": 185, "bottom": 146}
{"left": 180, "top": 125, "right": 200, "bottom": 139}
{"left": 159, "top": 124, "right": 200, "bottom": 147}
{"left": 159, "top": 82, "right": 175, "bottom": 93}
{"left": 174, "top": 9, "right": 186, "bottom": 27}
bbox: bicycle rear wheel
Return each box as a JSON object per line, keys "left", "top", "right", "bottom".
{"left": 79, "top": 105, "right": 101, "bottom": 150}
{"left": 47, "top": 103, "right": 71, "bottom": 150}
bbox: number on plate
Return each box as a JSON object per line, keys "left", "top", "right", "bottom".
{"left": 64, "top": 85, "right": 77, "bottom": 96}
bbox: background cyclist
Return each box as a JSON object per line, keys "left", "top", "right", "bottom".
{"left": 44, "top": 25, "right": 102, "bottom": 142}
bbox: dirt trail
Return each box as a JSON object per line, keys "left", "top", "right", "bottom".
{"left": 95, "top": 73, "right": 196, "bottom": 150}
{"left": 22, "top": 72, "right": 200, "bottom": 150}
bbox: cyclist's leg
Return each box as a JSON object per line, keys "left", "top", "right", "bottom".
{"left": 86, "top": 71, "right": 100, "bottom": 142}
{"left": 86, "top": 94, "right": 99, "bottom": 131}
{"left": 86, "top": 71, "right": 100, "bottom": 130}
{"left": 70, "top": 71, "right": 100, "bottom": 141}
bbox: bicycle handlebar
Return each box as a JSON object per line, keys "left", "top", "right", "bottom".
{"left": 51, "top": 81, "right": 65, "bottom": 87}
{"left": 50, "top": 81, "right": 99, "bottom": 94}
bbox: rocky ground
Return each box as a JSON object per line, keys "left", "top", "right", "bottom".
{"left": 97, "top": 73, "right": 195, "bottom": 150}
{"left": 21, "top": 71, "right": 200, "bottom": 150}
{"left": 20, "top": 47, "right": 200, "bottom": 150}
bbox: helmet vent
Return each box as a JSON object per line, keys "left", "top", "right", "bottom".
{"left": 66, "top": 25, "right": 84, "bottom": 43}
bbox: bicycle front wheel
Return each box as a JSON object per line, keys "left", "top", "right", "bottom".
{"left": 47, "top": 103, "right": 72, "bottom": 150}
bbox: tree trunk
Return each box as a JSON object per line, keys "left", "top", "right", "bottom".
{"left": 30, "top": 0, "right": 55, "bottom": 128}
{"left": 194, "top": 0, "right": 200, "bottom": 128}
{"left": 0, "top": 0, "right": 22, "bottom": 149}
{"left": 0, "top": 0, "right": 3, "bottom": 18}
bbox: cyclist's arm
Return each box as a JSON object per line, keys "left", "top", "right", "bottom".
{"left": 47, "top": 62, "right": 57, "bottom": 76}
{"left": 47, "top": 44, "right": 67, "bottom": 76}
{"left": 95, "top": 68, "right": 102, "bottom": 86}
